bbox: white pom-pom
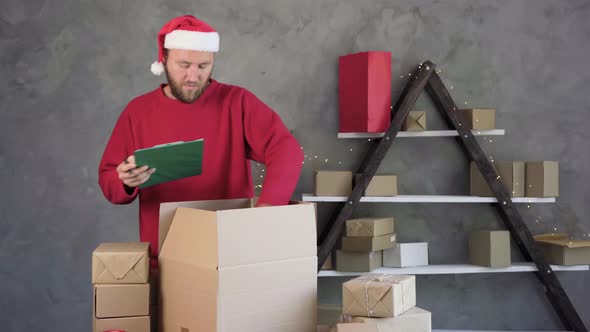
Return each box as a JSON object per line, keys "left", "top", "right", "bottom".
{"left": 151, "top": 61, "right": 165, "bottom": 76}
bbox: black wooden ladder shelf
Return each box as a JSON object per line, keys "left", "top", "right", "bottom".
{"left": 315, "top": 60, "right": 587, "bottom": 332}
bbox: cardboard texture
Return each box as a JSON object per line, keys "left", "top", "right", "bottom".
{"left": 339, "top": 51, "right": 392, "bottom": 133}
{"left": 469, "top": 231, "right": 511, "bottom": 267}
{"left": 459, "top": 108, "right": 496, "bottom": 130}
{"left": 402, "top": 111, "right": 427, "bottom": 131}
{"left": 535, "top": 233, "right": 590, "bottom": 265}
{"left": 346, "top": 217, "right": 394, "bottom": 237}
{"left": 337, "top": 250, "right": 383, "bottom": 272}
{"left": 159, "top": 198, "right": 252, "bottom": 253}
{"left": 357, "top": 174, "right": 398, "bottom": 196}
{"left": 343, "top": 274, "right": 416, "bottom": 318}
{"left": 92, "top": 242, "right": 150, "bottom": 284}
{"left": 335, "top": 323, "right": 380, "bottom": 332}
{"left": 315, "top": 171, "right": 353, "bottom": 196}
{"left": 94, "top": 283, "right": 150, "bottom": 318}
{"left": 383, "top": 243, "right": 429, "bottom": 268}
{"left": 93, "top": 316, "right": 150, "bottom": 332}
{"left": 351, "top": 306, "right": 432, "bottom": 332}
{"left": 342, "top": 234, "right": 396, "bottom": 252}
{"left": 470, "top": 161, "right": 525, "bottom": 197}
{"left": 158, "top": 200, "right": 317, "bottom": 332}
{"left": 526, "top": 161, "right": 559, "bottom": 197}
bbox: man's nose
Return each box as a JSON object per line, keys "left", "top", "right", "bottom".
{"left": 187, "top": 67, "right": 200, "bottom": 82}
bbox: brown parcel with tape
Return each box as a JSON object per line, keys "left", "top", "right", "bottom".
{"left": 92, "top": 243, "right": 150, "bottom": 284}
{"left": 343, "top": 274, "right": 416, "bottom": 318}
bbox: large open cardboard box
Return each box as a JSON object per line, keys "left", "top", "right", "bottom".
{"left": 158, "top": 199, "right": 318, "bottom": 332}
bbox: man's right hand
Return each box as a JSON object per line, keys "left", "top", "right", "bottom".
{"left": 116, "top": 155, "right": 156, "bottom": 188}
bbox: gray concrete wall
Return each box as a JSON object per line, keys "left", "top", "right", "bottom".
{"left": 1, "top": 0, "right": 589, "bottom": 330}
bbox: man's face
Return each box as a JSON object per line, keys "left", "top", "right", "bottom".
{"left": 164, "top": 49, "right": 215, "bottom": 103}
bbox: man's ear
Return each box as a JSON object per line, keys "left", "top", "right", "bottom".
{"left": 163, "top": 49, "right": 169, "bottom": 64}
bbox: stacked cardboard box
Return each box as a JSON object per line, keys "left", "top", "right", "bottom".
{"left": 158, "top": 198, "right": 318, "bottom": 332}
{"left": 92, "top": 242, "right": 151, "bottom": 332}
{"left": 334, "top": 273, "right": 431, "bottom": 332}
{"left": 337, "top": 218, "right": 395, "bottom": 272}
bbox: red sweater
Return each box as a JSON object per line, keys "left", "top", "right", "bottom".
{"left": 98, "top": 79, "right": 304, "bottom": 261}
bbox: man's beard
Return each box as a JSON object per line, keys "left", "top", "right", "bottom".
{"left": 165, "top": 67, "right": 212, "bottom": 104}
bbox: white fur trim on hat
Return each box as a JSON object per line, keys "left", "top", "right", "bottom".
{"left": 151, "top": 61, "right": 165, "bottom": 76}
{"left": 164, "top": 30, "right": 219, "bottom": 52}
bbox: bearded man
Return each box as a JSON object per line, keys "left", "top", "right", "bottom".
{"left": 98, "top": 15, "right": 303, "bottom": 267}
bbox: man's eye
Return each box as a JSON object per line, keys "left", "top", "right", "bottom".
{"left": 199, "top": 64, "right": 208, "bottom": 69}
{"left": 180, "top": 64, "right": 190, "bottom": 69}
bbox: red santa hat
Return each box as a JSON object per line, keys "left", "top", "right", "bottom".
{"left": 150, "top": 15, "right": 219, "bottom": 76}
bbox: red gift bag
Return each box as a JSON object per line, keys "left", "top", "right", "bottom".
{"left": 339, "top": 51, "right": 391, "bottom": 133}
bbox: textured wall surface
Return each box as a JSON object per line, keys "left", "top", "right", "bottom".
{"left": 1, "top": 0, "right": 589, "bottom": 331}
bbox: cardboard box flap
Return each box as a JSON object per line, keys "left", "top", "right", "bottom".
{"left": 534, "top": 233, "right": 590, "bottom": 248}
{"left": 160, "top": 202, "right": 316, "bottom": 268}
{"left": 159, "top": 198, "right": 253, "bottom": 252}
{"left": 534, "top": 233, "right": 567, "bottom": 241}
{"left": 216, "top": 203, "right": 316, "bottom": 267}
{"left": 95, "top": 252, "right": 145, "bottom": 280}
{"left": 159, "top": 207, "right": 219, "bottom": 268}
{"left": 93, "top": 243, "right": 149, "bottom": 281}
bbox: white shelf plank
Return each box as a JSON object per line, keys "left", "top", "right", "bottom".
{"left": 302, "top": 194, "right": 556, "bottom": 204}
{"left": 338, "top": 129, "right": 505, "bottom": 139}
{"left": 317, "top": 263, "right": 588, "bottom": 277}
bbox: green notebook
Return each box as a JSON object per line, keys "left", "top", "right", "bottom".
{"left": 134, "top": 138, "right": 204, "bottom": 188}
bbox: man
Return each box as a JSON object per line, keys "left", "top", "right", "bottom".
{"left": 98, "top": 15, "right": 304, "bottom": 266}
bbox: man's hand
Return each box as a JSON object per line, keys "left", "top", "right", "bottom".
{"left": 116, "top": 155, "right": 156, "bottom": 188}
